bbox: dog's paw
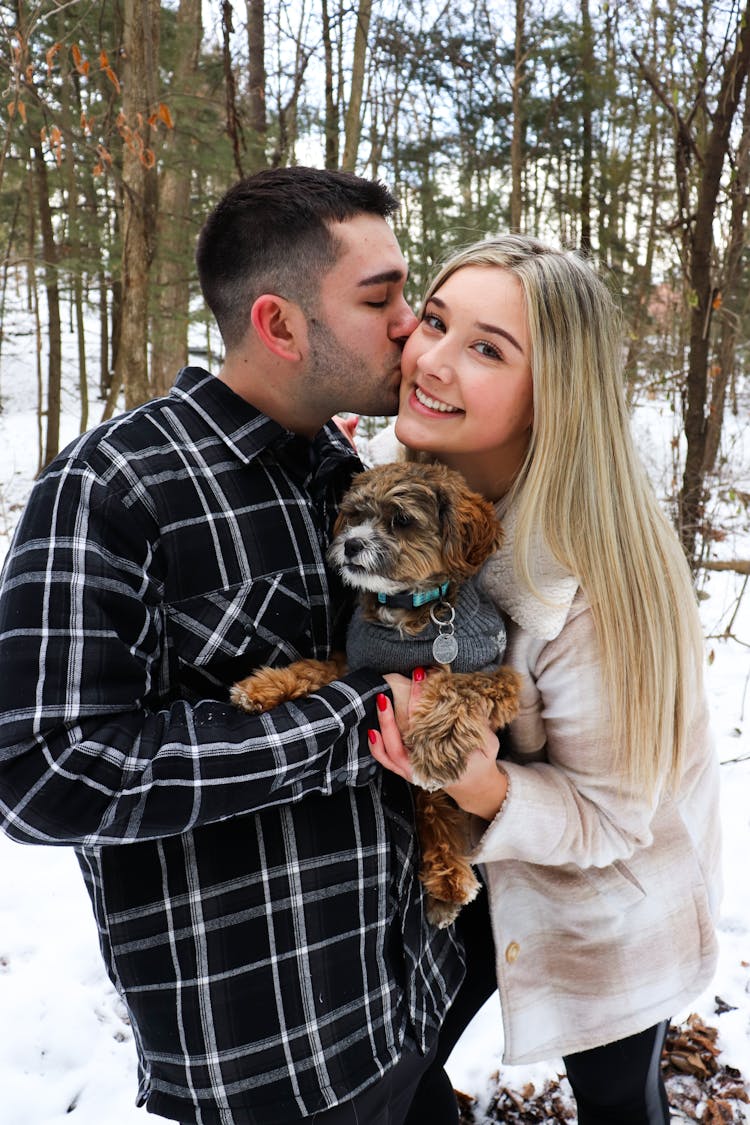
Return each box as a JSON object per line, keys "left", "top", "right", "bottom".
{"left": 409, "top": 768, "right": 446, "bottom": 792}
{"left": 230, "top": 667, "right": 294, "bottom": 713}
{"left": 408, "top": 725, "right": 471, "bottom": 788}
{"left": 485, "top": 667, "right": 522, "bottom": 728}
{"left": 426, "top": 896, "right": 463, "bottom": 928}
{"left": 230, "top": 682, "right": 264, "bottom": 713}
{"left": 231, "top": 658, "right": 345, "bottom": 715}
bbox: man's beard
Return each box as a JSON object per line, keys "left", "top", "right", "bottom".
{"left": 307, "top": 319, "right": 401, "bottom": 418}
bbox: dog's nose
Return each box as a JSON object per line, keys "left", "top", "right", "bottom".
{"left": 344, "top": 537, "right": 366, "bottom": 559}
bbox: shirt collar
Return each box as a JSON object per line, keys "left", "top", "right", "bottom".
{"left": 170, "top": 366, "right": 361, "bottom": 477}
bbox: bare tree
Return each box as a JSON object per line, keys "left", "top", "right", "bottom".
{"left": 510, "top": 0, "right": 526, "bottom": 231}
{"left": 32, "top": 143, "right": 62, "bottom": 469}
{"left": 703, "top": 84, "right": 750, "bottom": 473}
{"left": 679, "top": 3, "right": 750, "bottom": 561}
{"left": 151, "top": 0, "right": 203, "bottom": 399}
{"left": 114, "top": 0, "right": 160, "bottom": 410}
{"left": 341, "top": 0, "right": 372, "bottom": 171}
{"left": 246, "top": 0, "right": 267, "bottom": 171}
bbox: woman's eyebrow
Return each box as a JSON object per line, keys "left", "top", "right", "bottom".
{"left": 428, "top": 295, "right": 524, "bottom": 355}
{"left": 476, "top": 320, "right": 524, "bottom": 355}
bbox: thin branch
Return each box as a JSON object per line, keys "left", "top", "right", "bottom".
{"left": 701, "top": 560, "right": 750, "bottom": 575}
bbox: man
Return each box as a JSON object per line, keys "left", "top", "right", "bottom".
{"left": 0, "top": 168, "right": 465, "bottom": 1124}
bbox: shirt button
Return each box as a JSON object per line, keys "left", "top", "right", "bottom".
{"left": 505, "top": 941, "right": 520, "bottom": 964}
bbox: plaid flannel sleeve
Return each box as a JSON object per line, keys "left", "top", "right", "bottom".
{"left": 0, "top": 458, "right": 384, "bottom": 847}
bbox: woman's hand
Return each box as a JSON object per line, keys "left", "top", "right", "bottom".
{"left": 367, "top": 670, "right": 425, "bottom": 783}
{"left": 370, "top": 671, "right": 509, "bottom": 821}
{"left": 332, "top": 414, "right": 359, "bottom": 449}
{"left": 443, "top": 739, "right": 508, "bottom": 822}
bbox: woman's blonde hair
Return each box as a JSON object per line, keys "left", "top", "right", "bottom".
{"left": 419, "top": 234, "right": 705, "bottom": 793}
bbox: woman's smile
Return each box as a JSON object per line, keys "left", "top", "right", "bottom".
{"left": 412, "top": 386, "right": 463, "bottom": 415}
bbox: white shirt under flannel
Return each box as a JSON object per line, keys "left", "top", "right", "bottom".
{"left": 0, "top": 367, "right": 464, "bottom": 1125}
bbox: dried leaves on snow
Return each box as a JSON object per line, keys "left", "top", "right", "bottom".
{"left": 457, "top": 1012, "right": 749, "bottom": 1124}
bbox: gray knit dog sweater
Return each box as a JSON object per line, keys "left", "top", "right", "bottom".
{"left": 345, "top": 577, "right": 507, "bottom": 675}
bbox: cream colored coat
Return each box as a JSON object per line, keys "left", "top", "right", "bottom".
{"left": 471, "top": 504, "right": 722, "bottom": 1064}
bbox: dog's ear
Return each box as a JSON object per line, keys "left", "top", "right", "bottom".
{"left": 438, "top": 485, "right": 504, "bottom": 577}
{"left": 332, "top": 508, "right": 346, "bottom": 538}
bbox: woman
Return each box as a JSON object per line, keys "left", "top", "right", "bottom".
{"left": 371, "top": 235, "right": 721, "bottom": 1125}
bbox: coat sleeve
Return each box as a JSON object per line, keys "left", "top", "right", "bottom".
{"left": 0, "top": 459, "right": 384, "bottom": 847}
{"left": 470, "top": 597, "right": 663, "bottom": 868}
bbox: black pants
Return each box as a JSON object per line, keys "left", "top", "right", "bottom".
{"left": 404, "top": 886, "right": 671, "bottom": 1125}
{"left": 179, "top": 1039, "right": 438, "bottom": 1125}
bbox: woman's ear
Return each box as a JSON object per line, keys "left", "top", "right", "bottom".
{"left": 250, "top": 294, "right": 307, "bottom": 362}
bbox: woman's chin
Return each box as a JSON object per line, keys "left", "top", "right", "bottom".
{"left": 394, "top": 415, "right": 432, "bottom": 451}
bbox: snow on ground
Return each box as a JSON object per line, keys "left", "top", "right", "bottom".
{"left": 0, "top": 298, "right": 748, "bottom": 1123}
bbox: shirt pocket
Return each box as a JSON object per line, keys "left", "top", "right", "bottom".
{"left": 164, "top": 570, "right": 315, "bottom": 677}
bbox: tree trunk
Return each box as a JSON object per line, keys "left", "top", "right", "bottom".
{"left": 321, "top": 0, "right": 339, "bottom": 168}
{"left": 679, "top": 2, "right": 750, "bottom": 562}
{"left": 33, "top": 144, "right": 62, "bottom": 469}
{"left": 57, "top": 14, "right": 88, "bottom": 434}
{"left": 624, "top": 110, "right": 661, "bottom": 389}
{"left": 702, "top": 85, "right": 750, "bottom": 474}
{"left": 579, "top": 0, "right": 594, "bottom": 253}
{"left": 246, "top": 0, "right": 266, "bottom": 171}
{"left": 222, "top": 0, "right": 245, "bottom": 178}
{"left": 510, "top": 0, "right": 525, "bottom": 231}
{"left": 99, "top": 269, "right": 110, "bottom": 400}
{"left": 341, "top": 0, "right": 372, "bottom": 171}
{"left": 117, "top": 0, "right": 160, "bottom": 409}
{"left": 151, "top": 0, "right": 203, "bottom": 398}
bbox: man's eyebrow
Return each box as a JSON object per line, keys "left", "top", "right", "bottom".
{"left": 357, "top": 269, "right": 407, "bottom": 287}
{"left": 428, "top": 295, "right": 524, "bottom": 355}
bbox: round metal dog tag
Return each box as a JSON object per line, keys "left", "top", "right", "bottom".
{"left": 432, "top": 632, "right": 459, "bottom": 664}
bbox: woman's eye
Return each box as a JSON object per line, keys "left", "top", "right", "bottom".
{"left": 475, "top": 341, "right": 503, "bottom": 360}
{"left": 423, "top": 312, "right": 445, "bottom": 331}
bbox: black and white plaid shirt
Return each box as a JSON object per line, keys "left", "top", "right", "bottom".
{"left": 0, "top": 367, "right": 464, "bottom": 1125}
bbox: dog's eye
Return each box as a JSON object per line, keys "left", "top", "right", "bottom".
{"left": 391, "top": 510, "right": 414, "bottom": 529}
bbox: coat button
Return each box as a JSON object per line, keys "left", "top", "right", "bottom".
{"left": 505, "top": 941, "right": 520, "bottom": 963}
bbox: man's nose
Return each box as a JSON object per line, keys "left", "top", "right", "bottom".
{"left": 390, "top": 299, "right": 419, "bottom": 345}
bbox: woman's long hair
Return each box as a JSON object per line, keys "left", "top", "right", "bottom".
{"left": 418, "top": 235, "right": 705, "bottom": 793}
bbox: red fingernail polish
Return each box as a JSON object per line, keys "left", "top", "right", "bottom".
{"left": 377, "top": 693, "right": 388, "bottom": 712}
{"left": 368, "top": 729, "right": 378, "bottom": 744}
{"left": 413, "top": 667, "right": 425, "bottom": 682}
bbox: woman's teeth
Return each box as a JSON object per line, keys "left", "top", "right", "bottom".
{"left": 414, "top": 387, "right": 461, "bottom": 414}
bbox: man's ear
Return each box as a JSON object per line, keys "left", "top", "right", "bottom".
{"left": 250, "top": 294, "right": 307, "bottom": 362}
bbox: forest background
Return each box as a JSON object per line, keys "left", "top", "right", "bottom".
{"left": 1, "top": 2, "right": 750, "bottom": 1122}
{"left": 1, "top": 0, "right": 750, "bottom": 576}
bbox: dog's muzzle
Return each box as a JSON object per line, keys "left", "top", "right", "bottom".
{"left": 327, "top": 523, "right": 404, "bottom": 594}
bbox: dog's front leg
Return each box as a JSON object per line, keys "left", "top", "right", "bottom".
{"left": 416, "top": 790, "right": 480, "bottom": 928}
{"left": 406, "top": 669, "right": 521, "bottom": 789}
{"left": 231, "top": 655, "right": 347, "bottom": 714}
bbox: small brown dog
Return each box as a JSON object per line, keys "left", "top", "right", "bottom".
{"left": 231, "top": 461, "right": 520, "bottom": 927}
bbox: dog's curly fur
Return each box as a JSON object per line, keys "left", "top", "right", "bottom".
{"left": 231, "top": 461, "right": 520, "bottom": 927}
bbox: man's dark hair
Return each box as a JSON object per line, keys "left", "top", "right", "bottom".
{"left": 196, "top": 166, "right": 399, "bottom": 351}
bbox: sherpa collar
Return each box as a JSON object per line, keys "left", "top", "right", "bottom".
{"left": 479, "top": 499, "right": 579, "bottom": 642}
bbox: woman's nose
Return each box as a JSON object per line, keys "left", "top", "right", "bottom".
{"left": 416, "top": 339, "right": 453, "bottom": 381}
